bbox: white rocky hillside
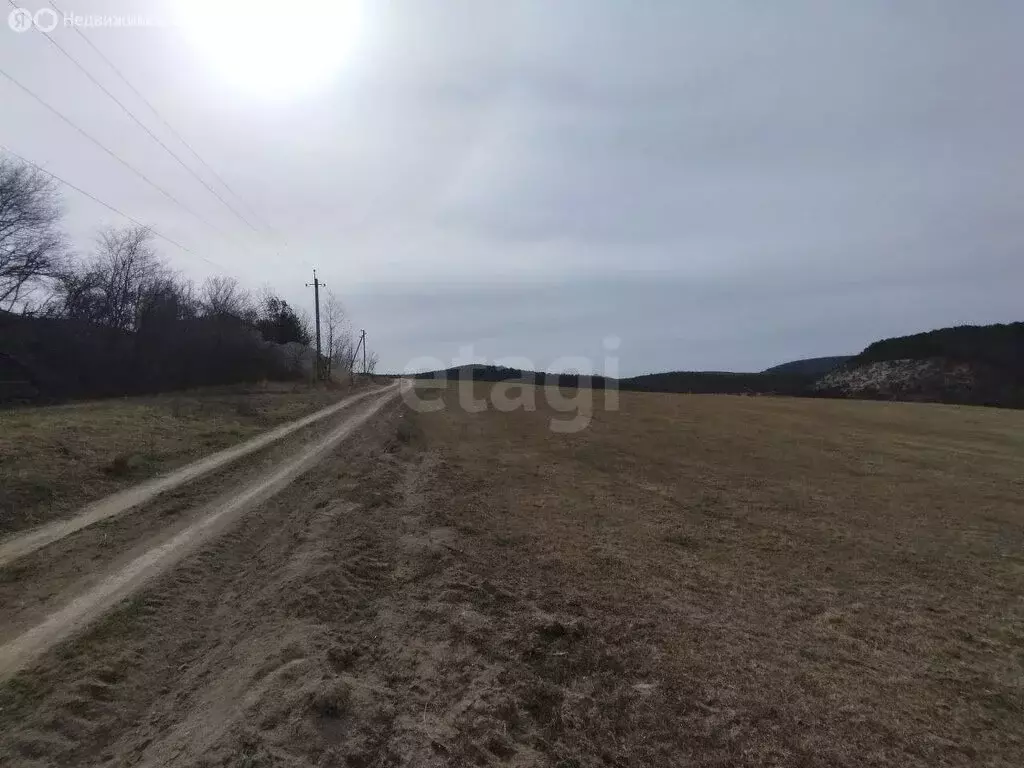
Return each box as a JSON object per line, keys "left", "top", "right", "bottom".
{"left": 813, "top": 358, "right": 1018, "bottom": 405}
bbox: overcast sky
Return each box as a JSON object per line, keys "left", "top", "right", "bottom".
{"left": 2, "top": 1, "right": 1021, "bottom": 374}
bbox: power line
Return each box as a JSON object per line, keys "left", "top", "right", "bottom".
{"left": 9, "top": 0, "right": 255, "bottom": 237}
{"left": 46, "top": 0, "right": 281, "bottom": 239}
{"left": 0, "top": 144, "right": 224, "bottom": 270}
{"left": 0, "top": 63, "right": 235, "bottom": 241}
{"left": 12, "top": 0, "right": 260, "bottom": 235}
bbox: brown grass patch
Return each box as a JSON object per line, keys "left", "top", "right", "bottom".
{"left": 0, "top": 381, "right": 364, "bottom": 533}
{"left": 408, "top": 383, "right": 1024, "bottom": 766}
{"left": 1, "top": 384, "right": 1020, "bottom": 766}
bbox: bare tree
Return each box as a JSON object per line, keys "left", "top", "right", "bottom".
{"left": 96, "top": 226, "right": 166, "bottom": 331}
{"left": 322, "top": 290, "right": 354, "bottom": 380}
{"left": 0, "top": 156, "right": 66, "bottom": 311}
{"left": 364, "top": 350, "right": 379, "bottom": 375}
{"left": 199, "top": 275, "right": 251, "bottom": 319}
{"left": 52, "top": 226, "right": 169, "bottom": 331}
{"left": 136, "top": 274, "right": 198, "bottom": 330}
{"left": 295, "top": 307, "right": 314, "bottom": 348}
{"left": 333, "top": 333, "right": 356, "bottom": 378}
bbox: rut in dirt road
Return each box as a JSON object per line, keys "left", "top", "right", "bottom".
{"left": 0, "top": 384, "right": 390, "bottom": 568}
{"left": 0, "top": 382, "right": 405, "bottom": 683}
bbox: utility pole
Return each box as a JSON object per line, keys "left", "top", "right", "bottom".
{"left": 305, "top": 269, "right": 324, "bottom": 380}
{"left": 351, "top": 328, "right": 366, "bottom": 382}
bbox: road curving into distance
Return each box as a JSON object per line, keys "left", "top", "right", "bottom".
{"left": 0, "top": 383, "right": 396, "bottom": 568}
{"left": 0, "top": 380, "right": 405, "bottom": 682}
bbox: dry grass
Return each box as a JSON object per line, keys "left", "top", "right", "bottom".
{"left": 0, "top": 386, "right": 1020, "bottom": 766}
{"left": 410, "top": 383, "right": 1024, "bottom": 766}
{"left": 0, "top": 381, "right": 361, "bottom": 533}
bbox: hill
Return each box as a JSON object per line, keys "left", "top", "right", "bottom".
{"left": 763, "top": 356, "right": 851, "bottom": 376}
{"left": 620, "top": 370, "right": 810, "bottom": 395}
{"left": 412, "top": 364, "right": 614, "bottom": 389}
{"left": 815, "top": 322, "right": 1024, "bottom": 407}
{"left": 853, "top": 322, "right": 1024, "bottom": 370}
{"left": 412, "top": 364, "right": 813, "bottom": 396}
{"left": 411, "top": 322, "right": 1023, "bottom": 408}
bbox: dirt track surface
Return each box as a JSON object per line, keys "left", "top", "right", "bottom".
{"left": 0, "top": 385, "right": 386, "bottom": 568}
{"left": 0, "top": 388, "right": 436, "bottom": 766}
{"left": 0, "top": 384, "right": 401, "bottom": 683}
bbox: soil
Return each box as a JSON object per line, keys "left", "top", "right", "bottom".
{"left": 0, "top": 383, "right": 1021, "bottom": 766}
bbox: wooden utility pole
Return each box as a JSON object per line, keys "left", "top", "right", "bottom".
{"left": 305, "top": 270, "right": 324, "bottom": 380}
{"left": 350, "top": 328, "right": 367, "bottom": 381}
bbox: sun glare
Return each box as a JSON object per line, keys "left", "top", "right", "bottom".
{"left": 175, "top": 0, "right": 362, "bottom": 99}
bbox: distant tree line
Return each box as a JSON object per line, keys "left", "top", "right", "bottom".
{"left": 414, "top": 364, "right": 814, "bottom": 396}
{"left": 853, "top": 323, "right": 1024, "bottom": 378}
{"left": 414, "top": 365, "right": 614, "bottom": 388}
{"left": 616, "top": 370, "right": 812, "bottom": 395}
{"left": 0, "top": 155, "right": 374, "bottom": 401}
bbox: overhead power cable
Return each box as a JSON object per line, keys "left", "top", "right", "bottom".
{"left": 46, "top": 0, "right": 281, "bottom": 239}
{"left": 9, "top": 0, "right": 257, "bottom": 235}
{"left": 0, "top": 144, "right": 225, "bottom": 270}
{"left": 0, "top": 64, "right": 233, "bottom": 240}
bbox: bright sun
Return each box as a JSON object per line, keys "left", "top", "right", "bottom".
{"left": 175, "top": 0, "right": 362, "bottom": 99}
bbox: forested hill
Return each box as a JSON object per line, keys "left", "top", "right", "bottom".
{"left": 815, "top": 322, "right": 1024, "bottom": 408}
{"left": 412, "top": 365, "right": 812, "bottom": 396}
{"left": 412, "top": 365, "right": 614, "bottom": 388}
{"left": 852, "top": 322, "right": 1024, "bottom": 373}
{"left": 411, "top": 322, "right": 1024, "bottom": 407}
{"left": 618, "top": 370, "right": 809, "bottom": 395}
{"left": 762, "top": 356, "right": 851, "bottom": 376}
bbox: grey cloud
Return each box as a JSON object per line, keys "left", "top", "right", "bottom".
{"left": 3, "top": 0, "right": 1021, "bottom": 376}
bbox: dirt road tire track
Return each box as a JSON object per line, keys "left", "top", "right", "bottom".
{"left": 0, "top": 392, "right": 425, "bottom": 766}
{"left": 0, "top": 383, "right": 402, "bottom": 683}
{"left": 0, "top": 385, "right": 389, "bottom": 568}
{"left": 0, "top": 394, "right": 388, "bottom": 644}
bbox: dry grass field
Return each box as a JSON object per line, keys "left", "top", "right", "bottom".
{"left": 0, "top": 381, "right": 361, "bottom": 533}
{"left": 402, "top": 383, "right": 1024, "bottom": 765}
{"left": 0, "top": 382, "right": 1021, "bottom": 766}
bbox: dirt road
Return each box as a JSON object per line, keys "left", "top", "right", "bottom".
{"left": 0, "top": 382, "right": 401, "bottom": 684}
{"left": 0, "top": 384, "right": 388, "bottom": 568}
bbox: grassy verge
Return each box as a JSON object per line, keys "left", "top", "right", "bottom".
{"left": 0, "top": 380, "right": 368, "bottom": 533}
{"left": 413, "top": 383, "right": 1024, "bottom": 765}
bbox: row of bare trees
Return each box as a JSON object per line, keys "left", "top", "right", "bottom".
{"left": 1, "top": 155, "right": 377, "bottom": 395}
{"left": 322, "top": 292, "right": 378, "bottom": 378}
{"left": 33, "top": 221, "right": 314, "bottom": 348}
